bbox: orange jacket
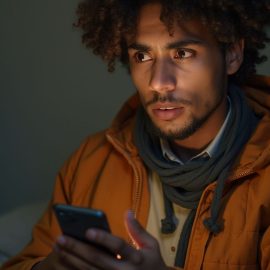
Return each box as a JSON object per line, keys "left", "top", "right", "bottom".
{"left": 3, "top": 76, "right": 270, "bottom": 270}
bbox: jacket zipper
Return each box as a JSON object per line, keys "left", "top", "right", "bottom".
{"left": 230, "top": 169, "right": 255, "bottom": 182}
{"left": 106, "top": 134, "right": 143, "bottom": 246}
{"left": 131, "top": 162, "right": 141, "bottom": 218}
{"left": 120, "top": 154, "right": 143, "bottom": 247}
{"left": 201, "top": 169, "right": 256, "bottom": 194}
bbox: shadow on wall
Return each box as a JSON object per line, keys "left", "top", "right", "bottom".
{"left": 0, "top": 0, "right": 134, "bottom": 215}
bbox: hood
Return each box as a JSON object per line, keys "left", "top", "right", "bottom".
{"left": 106, "top": 93, "right": 140, "bottom": 155}
{"left": 106, "top": 75, "right": 270, "bottom": 175}
{"left": 229, "top": 75, "right": 270, "bottom": 178}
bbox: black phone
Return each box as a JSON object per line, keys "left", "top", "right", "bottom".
{"left": 53, "top": 204, "right": 111, "bottom": 244}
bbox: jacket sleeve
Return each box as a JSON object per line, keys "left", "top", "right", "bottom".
{"left": 1, "top": 136, "right": 94, "bottom": 270}
{"left": 260, "top": 225, "right": 270, "bottom": 269}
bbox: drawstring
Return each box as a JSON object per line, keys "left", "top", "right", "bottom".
{"left": 161, "top": 191, "right": 176, "bottom": 234}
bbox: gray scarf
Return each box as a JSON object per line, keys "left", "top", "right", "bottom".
{"left": 134, "top": 84, "right": 258, "bottom": 267}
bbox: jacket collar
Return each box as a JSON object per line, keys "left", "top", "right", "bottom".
{"left": 229, "top": 75, "right": 270, "bottom": 180}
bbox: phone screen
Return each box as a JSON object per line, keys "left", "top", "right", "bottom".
{"left": 53, "top": 204, "right": 111, "bottom": 243}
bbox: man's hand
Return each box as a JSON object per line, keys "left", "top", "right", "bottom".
{"left": 33, "top": 211, "right": 169, "bottom": 270}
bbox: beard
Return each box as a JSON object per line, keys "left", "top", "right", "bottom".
{"left": 143, "top": 91, "right": 225, "bottom": 141}
{"left": 145, "top": 109, "right": 214, "bottom": 140}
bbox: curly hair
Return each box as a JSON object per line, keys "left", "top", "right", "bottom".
{"left": 75, "top": 0, "right": 270, "bottom": 84}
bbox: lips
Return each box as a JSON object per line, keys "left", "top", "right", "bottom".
{"left": 151, "top": 103, "right": 184, "bottom": 121}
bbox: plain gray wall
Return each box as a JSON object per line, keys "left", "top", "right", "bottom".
{"left": 0, "top": 0, "right": 135, "bottom": 214}
{"left": 0, "top": 0, "right": 269, "bottom": 215}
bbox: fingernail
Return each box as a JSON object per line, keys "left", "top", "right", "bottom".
{"left": 127, "top": 210, "right": 135, "bottom": 220}
{"left": 86, "top": 229, "right": 97, "bottom": 240}
{"left": 57, "top": 235, "right": 66, "bottom": 245}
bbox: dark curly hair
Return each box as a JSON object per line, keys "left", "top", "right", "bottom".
{"left": 75, "top": 0, "right": 270, "bottom": 84}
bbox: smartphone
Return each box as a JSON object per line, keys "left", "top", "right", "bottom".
{"left": 53, "top": 204, "right": 111, "bottom": 244}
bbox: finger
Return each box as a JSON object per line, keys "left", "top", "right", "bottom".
{"left": 55, "top": 244, "right": 99, "bottom": 270}
{"left": 124, "top": 210, "right": 158, "bottom": 250}
{"left": 38, "top": 251, "right": 73, "bottom": 270}
{"left": 57, "top": 235, "right": 123, "bottom": 269}
{"left": 86, "top": 229, "right": 143, "bottom": 265}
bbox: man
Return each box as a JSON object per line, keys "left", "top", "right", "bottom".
{"left": 3, "top": 0, "right": 270, "bottom": 269}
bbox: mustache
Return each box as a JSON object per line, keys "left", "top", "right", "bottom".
{"left": 144, "top": 92, "right": 192, "bottom": 107}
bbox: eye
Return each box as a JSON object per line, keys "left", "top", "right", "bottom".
{"left": 134, "top": 52, "right": 152, "bottom": 63}
{"left": 175, "top": 49, "right": 194, "bottom": 60}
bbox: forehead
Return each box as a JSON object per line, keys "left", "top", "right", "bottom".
{"left": 130, "top": 2, "right": 218, "bottom": 47}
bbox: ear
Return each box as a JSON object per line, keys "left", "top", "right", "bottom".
{"left": 226, "top": 39, "right": 244, "bottom": 75}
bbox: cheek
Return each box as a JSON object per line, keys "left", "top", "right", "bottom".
{"left": 130, "top": 67, "right": 150, "bottom": 99}
{"left": 179, "top": 61, "right": 224, "bottom": 107}
{"left": 130, "top": 66, "right": 143, "bottom": 88}
{"left": 186, "top": 49, "right": 224, "bottom": 85}
{"left": 132, "top": 74, "right": 141, "bottom": 91}
{"left": 179, "top": 81, "right": 218, "bottom": 118}
{"left": 188, "top": 59, "right": 227, "bottom": 110}
{"left": 188, "top": 66, "right": 216, "bottom": 89}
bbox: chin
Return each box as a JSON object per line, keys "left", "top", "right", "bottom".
{"left": 149, "top": 122, "right": 182, "bottom": 140}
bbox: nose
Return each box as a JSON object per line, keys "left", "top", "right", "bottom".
{"left": 149, "top": 59, "right": 176, "bottom": 94}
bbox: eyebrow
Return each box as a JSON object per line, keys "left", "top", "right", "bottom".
{"left": 128, "top": 38, "right": 205, "bottom": 51}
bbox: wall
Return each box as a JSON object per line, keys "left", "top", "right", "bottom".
{"left": 0, "top": 0, "right": 134, "bottom": 214}
{"left": 0, "top": 0, "right": 269, "bottom": 214}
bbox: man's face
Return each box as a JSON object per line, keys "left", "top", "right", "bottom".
{"left": 127, "top": 3, "right": 229, "bottom": 141}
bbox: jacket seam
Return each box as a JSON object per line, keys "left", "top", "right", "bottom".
{"left": 203, "top": 262, "right": 258, "bottom": 266}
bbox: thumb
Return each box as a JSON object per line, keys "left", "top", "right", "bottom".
{"left": 125, "top": 210, "right": 157, "bottom": 250}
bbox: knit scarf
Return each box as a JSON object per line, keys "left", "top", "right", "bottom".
{"left": 134, "top": 84, "right": 258, "bottom": 267}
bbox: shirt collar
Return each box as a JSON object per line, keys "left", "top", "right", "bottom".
{"left": 160, "top": 96, "right": 232, "bottom": 164}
